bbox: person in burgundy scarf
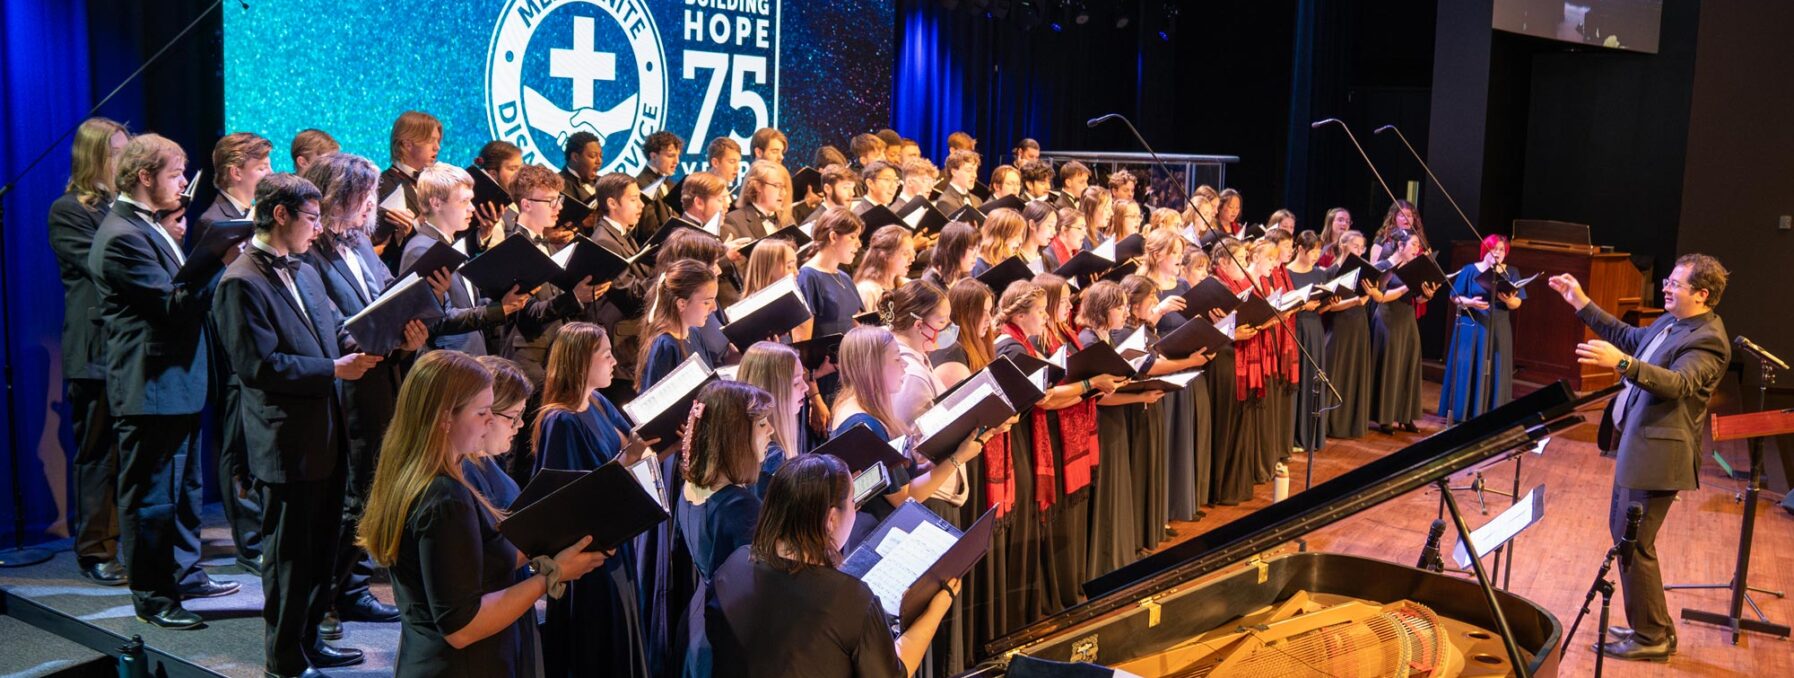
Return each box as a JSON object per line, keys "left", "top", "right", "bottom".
{"left": 1071, "top": 281, "right": 1159, "bottom": 572}
{"left": 1263, "top": 229, "right": 1318, "bottom": 471}
{"left": 1209, "top": 239, "right": 1278, "bottom": 503}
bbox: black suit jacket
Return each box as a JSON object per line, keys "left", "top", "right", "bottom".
{"left": 636, "top": 168, "right": 677, "bottom": 248}
{"left": 186, "top": 195, "right": 247, "bottom": 256}
{"left": 49, "top": 192, "right": 110, "bottom": 381}
{"left": 400, "top": 227, "right": 505, "bottom": 355}
{"left": 88, "top": 200, "right": 215, "bottom": 416}
{"left": 590, "top": 220, "right": 653, "bottom": 381}
{"left": 214, "top": 247, "right": 351, "bottom": 483}
{"left": 561, "top": 169, "right": 598, "bottom": 236}
{"left": 305, "top": 235, "right": 408, "bottom": 441}
{"left": 1579, "top": 304, "right": 1730, "bottom": 491}
{"left": 376, "top": 166, "right": 421, "bottom": 272}
{"left": 934, "top": 184, "right": 982, "bottom": 217}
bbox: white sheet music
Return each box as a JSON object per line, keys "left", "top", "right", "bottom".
{"left": 1091, "top": 237, "right": 1119, "bottom": 262}
{"left": 1047, "top": 345, "right": 1068, "bottom": 369}
{"left": 901, "top": 207, "right": 927, "bottom": 229}
{"left": 714, "top": 365, "right": 740, "bottom": 381}
{"left": 1325, "top": 267, "right": 1360, "bottom": 292}
{"left": 380, "top": 185, "right": 409, "bottom": 212}
{"left": 345, "top": 273, "right": 424, "bottom": 326}
{"left": 863, "top": 520, "right": 959, "bottom": 617}
{"left": 551, "top": 240, "right": 579, "bottom": 268}
{"left": 1452, "top": 486, "right": 1545, "bottom": 569}
{"left": 628, "top": 456, "right": 668, "bottom": 511}
{"left": 1117, "top": 325, "right": 1148, "bottom": 358}
{"left": 1147, "top": 370, "right": 1202, "bottom": 389}
{"left": 917, "top": 378, "right": 998, "bottom": 441}
{"left": 622, "top": 354, "right": 712, "bottom": 430}
{"left": 1216, "top": 312, "right": 1239, "bottom": 339}
{"left": 1275, "top": 284, "right": 1314, "bottom": 311}
{"left": 723, "top": 274, "right": 803, "bottom": 324}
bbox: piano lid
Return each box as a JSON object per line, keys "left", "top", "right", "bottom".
{"left": 986, "top": 379, "right": 1610, "bottom": 657}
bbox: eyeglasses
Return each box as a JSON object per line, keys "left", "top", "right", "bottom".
{"left": 1662, "top": 278, "right": 1694, "bottom": 293}
{"left": 294, "top": 208, "right": 321, "bottom": 221}
{"left": 522, "top": 195, "right": 564, "bottom": 207}
{"left": 494, "top": 410, "right": 523, "bottom": 424}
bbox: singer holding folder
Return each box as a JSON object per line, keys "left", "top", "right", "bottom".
{"left": 359, "top": 351, "right": 607, "bottom": 678}
{"left": 530, "top": 322, "right": 656, "bottom": 677}
{"left": 1550, "top": 255, "right": 1731, "bottom": 662}
{"left": 702, "top": 455, "right": 959, "bottom": 678}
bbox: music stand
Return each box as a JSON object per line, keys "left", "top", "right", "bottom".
{"left": 1668, "top": 350, "right": 1791, "bottom": 643}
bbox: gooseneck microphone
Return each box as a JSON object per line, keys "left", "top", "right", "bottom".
{"left": 1087, "top": 114, "right": 1122, "bottom": 128}
{"left": 1618, "top": 502, "right": 1643, "bottom": 569}
{"left": 1734, "top": 335, "right": 1790, "bottom": 371}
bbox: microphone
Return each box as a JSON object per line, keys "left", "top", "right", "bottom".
{"left": 1373, "top": 125, "right": 1396, "bottom": 134}
{"left": 1087, "top": 114, "right": 1122, "bottom": 128}
{"left": 1618, "top": 502, "right": 1643, "bottom": 569}
{"left": 1310, "top": 118, "right": 1342, "bottom": 129}
{"left": 1734, "top": 335, "right": 1790, "bottom": 371}
{"left": 1416, "top": 519, "right": 1447, "bottom": 572}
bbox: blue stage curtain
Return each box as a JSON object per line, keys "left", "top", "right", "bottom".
{"left": 1, "top": 0, "right": 96, "bottom": 546}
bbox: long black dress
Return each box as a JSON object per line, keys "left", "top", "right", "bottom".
{"left": 1324, "top": 277, "right": 1373, "bottom": 439}
{"left": 1076, "top": 329, "right": 1141, "bottom": 573}
{"left": 1288, "top": 267, "right": 1331, "bottom": 452}
{"left": 535, "top": 396, "right": 651, "bottom": 678}
{"left": 704, "top": 549, "right": 906, "bottom": 678}
{"left": 1154, "top": 281, "right": 1209, "bottom": 521}
{"left": 1372, "top": 294, "right": 1424, "bottom": 427}
{"left": 390, "top": 476, "right": 537, "bottom": 678}
{"left": 992, "top": 336, "right": 1047, "bottom": 633}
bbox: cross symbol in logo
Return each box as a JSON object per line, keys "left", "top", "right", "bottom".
{"left": 549, "top": 15, "right": 615, "bottom": 110}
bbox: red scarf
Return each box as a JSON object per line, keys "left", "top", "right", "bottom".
{"left": 1218, "top": 269, "right": 1294, "bottom": 400}
{"left": 1048, "top": 237, "right": 1078, "bottom": 270}
{"left": 1039, "top": 323, "right": 1101, "bottom": 502}
{"left": 1267, "top": 267, "right": 1301, "bottom": 384}
{"left": 993, "top": 323, "right": 1063, "bottom": 516}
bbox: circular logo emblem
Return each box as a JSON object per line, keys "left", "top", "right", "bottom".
{"left": 486, "top": 0, "right": 666, "bottom": 173}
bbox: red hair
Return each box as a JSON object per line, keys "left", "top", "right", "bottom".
{"left": 1480, "top": 234, "right": 1508, "bottom": 259}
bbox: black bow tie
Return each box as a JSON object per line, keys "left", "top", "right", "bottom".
{"left": 531, "top": 233, "right": 553, "bottom": 247}
{"left": 254, "top": 249, "right": 301, "bottom": 274}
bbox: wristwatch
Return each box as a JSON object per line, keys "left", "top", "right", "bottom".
{"left": 1616, "top": 356, "right": 1632, "bottom": 374}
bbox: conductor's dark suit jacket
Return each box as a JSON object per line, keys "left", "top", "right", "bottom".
{"left": 1579, "top": 303, "right": 1730, "bottom": 491}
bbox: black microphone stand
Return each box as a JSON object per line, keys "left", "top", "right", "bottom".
{"left": 1093, "top": 114, "right": 1342, "bottom": 492}
{"left": 1561, "top": 507, "right": 1635, "bottom": 678}
{"left": 0, "top": 0, "right": 231, "bottom": 568}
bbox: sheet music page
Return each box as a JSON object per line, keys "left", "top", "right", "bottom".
{"left": 724, "top": 274, "right": 799, "bottom": 323}
{"left": 380, "top": 186, "right": 408, "bottom": 212}
{"left": 623, "top": 354, "right": 710, "bottom": 427}
{"left": 1327, "top": 267, "right": 1360, "bottom": 291}
{"left": 1091, "top": 237, "right": 1119, "bottom": 262}
{"left": 714, "top": 365, "right": 739, "bottom": 381}
{"left": 346, "top": 273, "right": 423, "bottom": 325}
{"left": 1154, "top": 370, "right": 1202, "bottom": 388}
{"left": 1452, "top": 486, "right": 1545, "bottom": 568}
{"left": 642, "top": 176, "right": 668, "bottom": 201}
{"left": 1216, "top": 312, "right": 1238, "bottom": 339}
{"left": 1048, "top": 345, "right": 1068, "bottom": 369}
{"left": 1027, "top": 367, "right": 1050, "bottom": 391}
{"left": 862, "top": 520, "right": 959, "bottom": 617}
{"left": 551, "top": 240, "right": 579, "bottom": 268}
{"left": 1117, "top": 325, "right": 1148, "bottom": 358}
{"left": 452, "top": 239, "right": 468, "bottom": 256}
{"left": 1275, "top": 284, "right": 1314, "bottom": 310}
{"left": 918, "top": 378, "right": 997, "bottom": 441}
{"left": 628, "top": 456, "right": 667, "bottom": 510}
{"left": 902, "top": 207, "right": 927, "bottom": 228}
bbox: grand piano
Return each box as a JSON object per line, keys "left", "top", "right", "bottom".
{"left": 963, "top": 382, "right": 1598, "bottom": 677}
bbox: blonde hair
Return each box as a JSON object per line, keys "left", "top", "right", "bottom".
{"left": 475, "top": 355, "right": 535, "bottom": 413}
{"left": 210, "top": 132, "right": 272, "bottom": 189}
{"left": 742, "top": 238, "right": 797, "bottom": 297}
{"left": 358, "top": 351, "right": 498, "bottom": 566}
{"left": 388, "top": 110, "right": 442, "bottom": 164}
{"left": 853, "top": 225, "right": 913, "bottom": 290}
{"left": 115, "top": 133, "right": 185, "bottom": 197}
{"left": 948, "top": 278, "right": 995, "bottom": 371}
{"left": 995, "top": 279, "right": 1045, "bottom": 325}
{"left": 1144, "top": 228, "right": 1184, "bottom": 271}
{"left": 737, "top": 160, "right": 791, "bottom": 219}
{"left": 978, "top": 208, "right": 1027, "bottom": 264}
{"left": 1148, "top": 207, "right": 1183, "bottom": 234}
{"left": 415, "top": 162, "right": 472, "bottom": 215}
{"left": 737, "top": 342, "right": 803, "bottom": 456}
{"left": 68, "top": 117, "right": 127, "bottom": 208}
{"left": 834, "top": 326, "right": 903, "bottom": 436}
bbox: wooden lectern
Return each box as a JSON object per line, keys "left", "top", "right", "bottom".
{"left": 1449, "top": 224, "right": 1645, "bottom": 390}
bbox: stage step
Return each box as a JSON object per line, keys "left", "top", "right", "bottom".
{"left": 0, "top": 615, "right": 115, "bottom": 678}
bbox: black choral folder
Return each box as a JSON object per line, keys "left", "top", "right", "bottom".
{"left": 911, "top": 367, "right": 1018, "bottom": 462}
{"left": 1152, "top": 312, "right": 1234, "bottom": 360}
{"left": 1334, "top": 252, "right": 1384, "bottom": 289}
{"left": 720, "top": 275, "right": 813, "bottom": 350}
{"left": 1233, "top": 290, "right": 1279, "bottom": 327}
{"left": 621, "top": 353, "right": 715, "bottom": 445}
{"left": 1391, "top": 253, "right": 1450, "bottom": 291}
{"left": 468, "top": 165, "right": 513, "bottom": 210}
{"left": 499, "top": 459, "right": 667, "bottom": 555}
{"left": 792, "top": 333, "right": 844, "bottom": 371}
{"left": 738, "top": 223, "right": 813, "bottom": 258}
{"left": 556, "top": 193, "right": 598, "bottom": 230}
{"left": 1062, "top": 341, "right": 1144, "bottom": 384}
{"left": 948, "top": 204, "right": 986, "bottom": 225}
{"left": 175, "top": 218, "right": 253, "bottom": 285}
{"left": 981, "top": 194, "right": 1025, "bottom": 215}
{"left": 814, "top": 423, "right": 908, "bottom": 474}
{"left": 457, "top": 233, "right": 559, "bottom": 298}
{"left": 840, "top": 502, "right": 997, "bottom": 628}
{"left": 975, "top": 256, "right": 1034, "bottom": 297}
{"left": 549, "top": 234, "right": 655, "bottom": 290}
{"left": 792, "top": 166, "right": 823, "bottom": 199}
{"left": 1117, "top": 369, "right": 1204, "bottom": 394}
{"left": 395, "top": 238, "right": 470, "bottom": 283}
{"left": 344, "top": 273, "right": 446, "bottom": 355}
{"left": 644, "top": 216, "right": 714, "bottom": 250}
{"left": 1178, "top": 276, "right": 1242, "bottom": 320}
{"left": 1475, "top": 267, "right": 1541, "bottom": 299}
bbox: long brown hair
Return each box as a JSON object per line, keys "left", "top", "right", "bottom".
{"left": 736, "top": 342, "right": 802, "bottom": 456}
{"left": 742, "top": 238, "right": 796, "bottom": 297}
{"left": 1077, "top": 280, "right": 1127, "bottom": 331}
{"left": 535, "top": 322, "right": 609, "bottom": 440}
{"left": 853, "top": 225, "right": 912, "bottom": 290}
{"left": 67, "top": 117, "right": 126, "bottom": 208}
{"left": 685, "top": 381, "right": 773, "bottom": 489}
{"left": 752, "top": 454, "right": 852, "bottom": 571}
{"left": 928, "top": 221, "right": 979, "bottom": 284}
{"left": 799, "top": 207, "right": 862, "bottom": 262}
{"left": 979, "top": 208, "right": 1026, "bottom": 263}
{"left": 636, "top": 259, "right": 718, "bottom": 382}
{"left": 947, "top": 277, "right": 995, "bottom": 371}
{"left": 358, "top": 351, "right": 497, "bottom": 566}
{"left": 834, "top": 326, "right": 903, "bottom": 436}
{"left": 304, "top": 152, "right": 380, "bottom": 246}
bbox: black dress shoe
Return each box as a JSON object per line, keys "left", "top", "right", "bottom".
{"left": 180, "top": 579, "right": 241, "bottom": 599}
{"left": 319, "top": 609, "right": 343, "bottom": 641}
{"left": 1606, "top": 625, "right": 1678, "bottom": 653}
{"left": 236, "top": 554, "right": 263, "bottom": 577}
{"left": 304, "top": 643, "right": 365, "bottom": 668}
{"left": 264, "top": 669, "right": 330, "bottom": 678}
{"left": 1399, "top": 421, "right": 1421, "bottom": 433}
{"left": 138, "top": 606, "right": 204, "bottom": 630}
{"left": 80, "top": 561, "right": 129, "bottom": 586}
{"left": 336, "top": 593, "right": 400, "bottom": 623}
{"left": 1598, "top": 636, "right": 1672, "bottom": 662}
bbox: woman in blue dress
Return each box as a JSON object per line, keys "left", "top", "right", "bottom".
{"left": 637, "top": 258, "right": 722, "bottom": 392}
{"left": 532, "top": 323, "right": 656, "bottom": 678}
{"left": 1439, "top": 234, "right": 1525, "bottom": 421}
{"left": 795, "top": 208, "right": 865, "bottom": 406}
{"left": 676, "top": 381, "right": 774, "bottom": 677}
{"left": 734, "top": 342, "right": 809, "bottom": 497}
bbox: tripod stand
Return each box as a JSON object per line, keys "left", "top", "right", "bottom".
{"left": 1670, "top": 343, "right": 1791, "bottom": 643}
{"left": 1560, "top": 505, "right": 1636, "bottom": 678}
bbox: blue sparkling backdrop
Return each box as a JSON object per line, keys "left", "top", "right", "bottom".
{"left": 225, "top": 0, "right": 893, "bottom": 174}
